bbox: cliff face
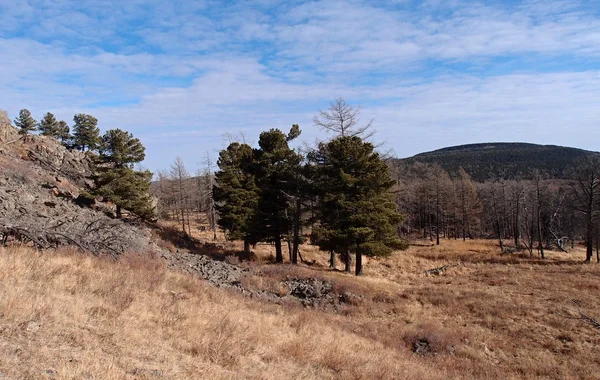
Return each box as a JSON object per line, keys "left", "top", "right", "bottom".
{"left": 0, "top": 112, "right": 158, "bottom": 255}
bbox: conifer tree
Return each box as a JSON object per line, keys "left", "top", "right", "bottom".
{"left": 213, "top": 142, "right": 259, "bottom": 252}
{"left": 14, "top": 109, "right": 37, "bottom": 135}
{"left": 38, "top": 112, "right": 60, "bottom": 137}
{"left": 309, "top": 136, "right": 404, "bottom": 275}
{"left": 93, "top": 129, "right": 155, "bottom": 220}
{"left": 73, "top": 113, "right": 100, "bottom": 152}
{"left": 57, "top": 120, "right": 72, "bottom": 144}
{"left": 251, "top": 126, "right": 303, "bottom": 263}
{"left": 99, "top": 129, "right": 145, "bottom": 168}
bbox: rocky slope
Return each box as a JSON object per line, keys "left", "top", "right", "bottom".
{"left": 0, "top": 110, "right": 158, "bottom": 255}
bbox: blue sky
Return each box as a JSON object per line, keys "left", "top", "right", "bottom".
{"left": 1, "top": 0, "right": 599, "bottom": 172}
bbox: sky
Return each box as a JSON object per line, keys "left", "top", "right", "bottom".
{"left": 1, "top": 0, "right": 599, "bottom": 172}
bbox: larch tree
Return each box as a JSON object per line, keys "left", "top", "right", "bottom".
{"left": 309, "top": 136, "right": 404, "bottom": 275}
{"left": 570, "top": 156, "right": 600, "bottom": 262}
{"left": 428, "top": 164, "right": 452, "bottom": 245}
{"left": 170, "top": 156, "right": 192, "bottom": 235}
{"left": 313, "top": 98, "right": 374, "bottom": 139}
{"left": 213, "top": 142, "right": 259, "bottom": 253}
{"left": 72, "top": 113, "right": 101, "bottom": 152}
{"left": 14, "top": 109, "right": 37, "bottom": 135}
{"left": 456, "top": 167, "right": 482, "bottom": 241}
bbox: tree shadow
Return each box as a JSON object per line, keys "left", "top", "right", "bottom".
{"left": 153, "top": 224, "right": 242, "bottom": 262}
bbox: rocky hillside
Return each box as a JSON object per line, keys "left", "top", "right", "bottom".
{"left": 0, "top": 110, "right": 158, "bottom": 255}
{"left": 398, "top": 142, "right": 599, "bottom": 181}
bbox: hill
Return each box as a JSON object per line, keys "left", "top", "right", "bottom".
{"left": 399, "top": 142, "right": 600, "bottom": 181}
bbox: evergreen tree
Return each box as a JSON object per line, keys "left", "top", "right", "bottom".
{"left": 14, "top": 109, "right": 37, "bottom": 135}
{"left": 309, "top": 136, "right": 404, "bottom": 275}
{"left": 94, "top": 167, "right": 156, "bottom": 221}
{"left": 213, "top": 142, "right": 259, "bottom": 252}
{"left": 251, "top": 126, "right": 302, "bottom": 263}
{"left": 38, "top": 112, "right": 60, "bottom": 137}
{"left": 99, "top": 128, "right": 145, "bottom": 168}
{"left": 73, "top": 113, "right": 100, "bottom": 152}
{"left": 93, "top": 129, "right": 154, "bottom": 220}
{"left": 56, "top": 120, "right": 72, "bottom": 144}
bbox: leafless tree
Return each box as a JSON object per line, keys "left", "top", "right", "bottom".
{"left": 570, "top": 156, "right": 600, "bottom": 262}
{"left": 170, "top": 156, "right": 192, "bottom": 235}
{"left": 313, "top": 98, "right": 374, "bottom": 140}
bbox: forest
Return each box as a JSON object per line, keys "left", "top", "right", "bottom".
{"left": 152, "top": 99, "right": 600, "bottom": 272}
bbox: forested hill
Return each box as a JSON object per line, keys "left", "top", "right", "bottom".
{"left": 398, "top": 142, "right": 599, "bottom": 182}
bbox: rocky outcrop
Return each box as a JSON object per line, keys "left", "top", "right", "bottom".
{"left": 0, "top": 117, "right": 158, "bottom": 256}
{"left": 0, "top": 110, "right": 18, "bottom": 143}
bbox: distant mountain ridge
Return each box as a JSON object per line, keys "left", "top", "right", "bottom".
{"left": 398, "top": 142, "right": 600, "bottom": 181}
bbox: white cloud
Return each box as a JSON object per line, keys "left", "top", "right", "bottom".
{"left": 0, "top": 0, "right": 599, "bottom": 170}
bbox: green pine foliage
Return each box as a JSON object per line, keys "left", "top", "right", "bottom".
{"left": 14, "top": 109, "right": 37, "bottom": 135}
{"left": 38, "top": 112, "right": 60, "bottom": 137}
{"left": 73, "top": 114, "right": 101, "bottom": 152}
{"left": 93, "top": 129, "right": 155, "bottom": 221}
{"left": 99, "top": 128, "right": 145, "bottom": 168}
{"left": 56, "top": 120, "right": 72, "bottom": 143}
{"left": 213, "top": 142, "right": 259, "bottom": 251}
{"left": 309, "top": 136, "right": 405, "bottom": 275}
{"left": 94, "top": 167, "right": 156, "bottom": 221}
{"left": 251, "top": 127, "right": 303, "bottom": 263}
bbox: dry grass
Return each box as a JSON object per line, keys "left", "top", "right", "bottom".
{"left": 0, "top": 245, "right": 440, "bottom": 380}
{"left": 2, "top": 238, "right": 600, "bottom": 379}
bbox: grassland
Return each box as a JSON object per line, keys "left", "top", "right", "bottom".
{"left": 0, "top": 238, "right": 599, "bottom": 379}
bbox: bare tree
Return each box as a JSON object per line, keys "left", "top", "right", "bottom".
{"left": 202, "top": 152, "right": 218, "bottom": 240}
{"left": 570, "top": 156, "right": 600, "bottom": 262}
{"left": 170, "top": 156, "right": 191, "bottom": 235}
{"left": 313, "top": 98, "right": 374, "bottom": 139}
{"left": 456, "top": 167, "right": 482, "bottom": 241}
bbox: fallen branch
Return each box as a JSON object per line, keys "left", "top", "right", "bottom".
{"left": 1, "top": 136, "right": 22, "bottom": 146}
{"left": 564, "top": 298, "right": 600, "bottom": 330}
{"left": 424, "top": 263, "right": 460, "bottom": 276}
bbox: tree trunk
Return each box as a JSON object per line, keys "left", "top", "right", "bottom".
{"left": 243, "top": 238, "right": 250, "bottom": 254}
{"left": 537, "top": 208, "right": 544, "bottom": 259}
{"left": 586, "top": 220, "right": 593, "bottom": 262}
{"left": 355, "top": 251, "right": 362, "bottom": 276}
{"left": 180, "top": 208, "right": 186, "bottom": 235}
{"left": 329, "top": 250, "right": 336, "bottom": 269}
{"left": 596, "top": 224, "right": 600, "bottom": 263}
{"left": 292, "top": 198, "right": 301, "bottom": 265}
{"left": 436, "top": 192, "right": 440, "bottom": 245}
{"left": 116, "top": 205, "right": 122, "bottom": 219}
{"left": 275, "top": 237, "right": 283, "bottom": 263}
{"left": 344, "top": 248, "right": 351, "bottom": 273}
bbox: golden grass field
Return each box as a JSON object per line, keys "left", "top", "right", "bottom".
{"left": 0, "top": 236, "right": 599, "bottom": 379}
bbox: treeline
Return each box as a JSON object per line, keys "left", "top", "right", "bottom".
{"left": 392, "top": 157, "right": 600, "bottom": 262}
{"left": 154, "top": 99, "right": 405, "bottom": 275}
{"left": 11, "top": 108, "right": 155, "bottom": 221}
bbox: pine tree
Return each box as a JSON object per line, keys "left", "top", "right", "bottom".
{"left": 99, "top": 129, "right": 145, "bottom": 168}
{"left": 73, "top": 113, "right": 100, "bottom": 152}
{"left": 14, "top": 109, "right": 37, "bottom": 135}
{"left": 251, "top": 126, "right": 302, "bottom": 263}
{"left": 309, "top": 136, "right": 404, "bottom": 275}
{"left": 94, "top": 168, "right": 155, "bottom": 221}
{"left": 56, "top": 120, "right": 72, "bottom": 144}
{"left": 93, "top": 129, "right": 154, "bottom": 220}
{"left": 213, "top": 142, "right": 259, "bottom": 252}
{"left": 38, "top": 112, "right": 60, "bottom": 137}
